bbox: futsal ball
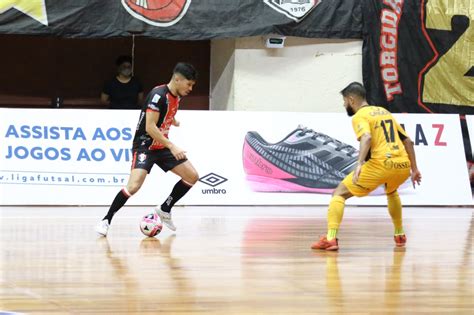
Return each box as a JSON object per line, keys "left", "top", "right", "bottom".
{"left": 139, "top": 213, "right": 162, "bottom": 237}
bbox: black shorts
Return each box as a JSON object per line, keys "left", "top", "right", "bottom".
{"left": 131, "top": 148, "right": 187, "bottom": 173}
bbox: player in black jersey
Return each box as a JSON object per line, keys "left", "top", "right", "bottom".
{"left": 96, "top": 62, "right": 198, "bottom": 236}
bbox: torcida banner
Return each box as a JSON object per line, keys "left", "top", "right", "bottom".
{"left": 361, "top": 0, "right": 473, "bottom": 115}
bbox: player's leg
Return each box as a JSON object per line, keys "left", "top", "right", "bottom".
{"left": 385, "top": 166, "right": 411, "bottom": 247}
{"left": 312, "top": 161, "right": 384, "bottom": 250}
{"left": 104, "top": 169, "right": 148, "bottom": 223}
{"left": 96, "top": 149, "right": 154, "bottom": 236}
{"left": 155, "top": 158, "right": 199, "bottom": 231}
{"left": 327, "top": 183, "right": 353, "bottom": 239}
{"left": 96, "top": 168, "right": 148, "bottom": 236}
{"left": 386, "top": 190, "right": 406, "bottom": 246}
{"left": 311, "top": 182, "right": 353, "bottom": 251}
{"left": 166, "top": 160, "right": 199, "bottom": 209}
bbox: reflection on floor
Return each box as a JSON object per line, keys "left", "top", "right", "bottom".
{"left": 1, "top": 206, "right": 472, "bottom": 314}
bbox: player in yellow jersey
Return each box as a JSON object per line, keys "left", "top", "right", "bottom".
{"left": 311, "top": 82, "right": 422, "bottom": 251}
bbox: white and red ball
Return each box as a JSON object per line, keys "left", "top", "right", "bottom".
{"left": 139, "top": 213, "right": 162, "bottom": 237}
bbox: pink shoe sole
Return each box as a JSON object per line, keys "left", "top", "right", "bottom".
{"left": 246, "top": 175, "right": 335, "bottom": 194}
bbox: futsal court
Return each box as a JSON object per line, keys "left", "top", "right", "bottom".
{"left": 1, "top": 204, "right": 472, "bottom": 314}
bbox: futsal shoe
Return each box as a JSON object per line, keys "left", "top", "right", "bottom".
{"left": 95, "top": 220, "right": 109, "bottom": 237}
{"left": 311, "top": 236, "right": 339, "bottom": 251}
{"left": 155, "top": 207, "right": 177, "bottom": 231}
{"left": 243, "top": 126, "right": 358, "bottom": 193}
{"left": 394, "top": 234, "right": 407, "bottom": 247}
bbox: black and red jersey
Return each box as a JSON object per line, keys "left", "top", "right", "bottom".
{"left": 132, "top": 84, "right": 180, "bottom": 150}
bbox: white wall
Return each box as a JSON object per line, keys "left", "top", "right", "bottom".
{"left": 210, "top": 38, "right": 236, "bottom": 111}
{"left": 210, "top": 36, "right": 363, "bottom": 112}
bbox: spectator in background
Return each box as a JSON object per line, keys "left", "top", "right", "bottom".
{"left": 101, "top": 55, "right": 144, "bottom": 109}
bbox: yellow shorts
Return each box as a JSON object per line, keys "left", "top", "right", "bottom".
{"left": 342, "top": 158, "right": 411, "bottom": 197}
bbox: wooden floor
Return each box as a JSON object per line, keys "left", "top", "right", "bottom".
{"left": 0, "top": 205, "right": 472, "bottom": 314}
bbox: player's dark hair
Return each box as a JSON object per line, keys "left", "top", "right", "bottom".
{"left": 173, "top": 62, "right": 198, "bottom": 81}
{"left": 116, "top": 55, "right": 132, "bottom": 66}
{"left": 340, "top": 82, "right": 366, "bottom": 99}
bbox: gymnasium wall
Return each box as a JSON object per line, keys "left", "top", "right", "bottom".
{"left": 0, "top": 35, "right": 210, "bottom": 110}
{"left": 1, "top": 34, "right": 363, "bottom": 113}
{"left": 210, "top": 36, "right": 363, "bottom": 113}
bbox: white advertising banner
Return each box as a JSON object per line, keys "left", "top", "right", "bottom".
{"left": 0, "top": 109, "right": 471, "bottom": 206}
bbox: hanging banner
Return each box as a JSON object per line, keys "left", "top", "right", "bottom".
{"left": 361, "top": 0, "right": 473, "bottom": 115}
{"left": 0, "top": 0, "right": 361, "bottom": 39}
{"left": 467, "top": 116, "right": 474, "bottom": 161}
{"left": 0, "top": 109, "right": 471, "bottom": 206}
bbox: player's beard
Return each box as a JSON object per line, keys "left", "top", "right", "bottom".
{"left": 345, "top": 106, "right": 355, "bottom": 117}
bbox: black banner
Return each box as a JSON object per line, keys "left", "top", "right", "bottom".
{"left": 362, "top": 0, "right": 474, "bottom": 115}
{"left": 0, "top": 0, "right": 361, "bottom": 39}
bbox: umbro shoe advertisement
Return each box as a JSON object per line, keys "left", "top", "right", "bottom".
{"left": 242, "top": 126, "right": 412, "bottom": 196}
{"left": 0, "top": 109, "right": 472, "bottom": 206}
{"left": 243, "top": 126, "right": 358, "bottom": 194}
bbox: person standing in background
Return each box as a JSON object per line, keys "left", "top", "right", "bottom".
{"left": 101, "top": 55, "right": 144, "bottom": 109}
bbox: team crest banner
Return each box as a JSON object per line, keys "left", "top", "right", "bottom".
{"left": 263, "top": 0, "right": 322, "bottom": 22}
{"left": 120, "top": 0, "right": 192, "bottom": 27}
{"left": 361, "top": 0, "right": 474, "bottom": 115}
{"left": 0, "top": 0, "right": 361, "bottom": 39}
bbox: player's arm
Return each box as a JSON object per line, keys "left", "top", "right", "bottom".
{"left": 172, "top": 117, "right": 180, "bottom": 127}
{"left": 394, "top": 120, "right": 422, "bottom": 187}
{"left": 357, "top": 133, "right": 372, "bottom": 165}
{"left": 401, "top": 136, "right": 421, "bottom": 188}
{"left": 351, "top": 116, "right": 371, "bottom": 184}
{"left": 145, "top": 110, "right": 186, "bottom": 160}
{"left": 352, "top": 132, "right": 372, "bottom": 184}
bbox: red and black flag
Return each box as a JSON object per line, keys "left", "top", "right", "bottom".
{"left": 0, "top": 0, "right": 361, "bottom": 40}
{"left": 362, "top": 0, "right": 473, "bottom": 115}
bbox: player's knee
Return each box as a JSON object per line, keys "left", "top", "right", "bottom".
{"left": 333, "top": 183, "right": 352, "bottom": 199}
{"left": 187, "top": 170, "right": 199, "bottom": 185}
{"left": 126, "top": 182, "right": 142, "bottom": 195}
{"left": 386, "top": 190, "right": 399, "bottom": 198}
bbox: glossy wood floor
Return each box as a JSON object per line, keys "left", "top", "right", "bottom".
{"left": 0, "top": 205, "right": 472, "bottom": 314}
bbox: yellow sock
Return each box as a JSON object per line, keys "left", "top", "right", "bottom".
{"left": 387, "top": 191, "right": 404, "bottom": 235}
{"left": 327, "top": 196, "right": 345, "bottom": 240}
{"left": 327, "top": 228, "right": 338, "bottom": 240}
{"left": 394, "top": 227, "right": 405, "bottom": 236}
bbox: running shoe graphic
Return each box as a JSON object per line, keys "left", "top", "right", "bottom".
{"left": 242, "top": 126, "right": 358, "bottom": 193}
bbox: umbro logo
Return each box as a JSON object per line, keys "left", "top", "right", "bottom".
{"left": 199, "top": 173, "right": 228, "bottom": 187}
{"left": 199, "top": 173, "right": 228, "bottom": 195}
